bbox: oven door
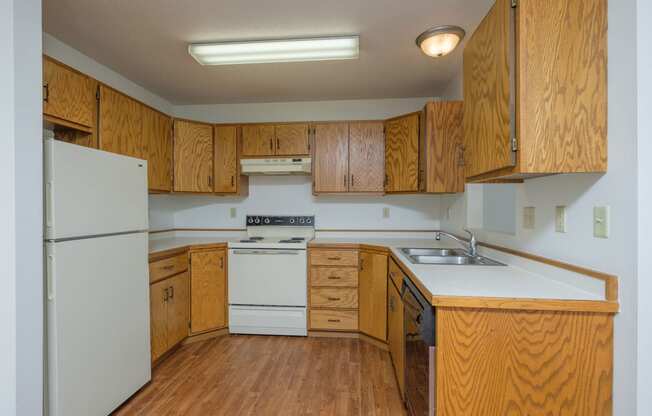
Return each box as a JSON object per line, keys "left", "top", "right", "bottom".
{"left": 403, "top": 279, "right": 436, "bottom": 416}
{"left": 228, "top": 248, "right": 307, "bottom": 307}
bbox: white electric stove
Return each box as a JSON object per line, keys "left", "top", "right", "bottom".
{"left": 227, "top": 215, "right": 314, "bottom": 336}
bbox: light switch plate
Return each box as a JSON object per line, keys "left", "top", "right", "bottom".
{"left": 382, "top": 207, "right": 390, "bottom": 218}
{"left": 523, "top": 206, "right": 536, "bottom": 229}
{"left": 555, "top": 206, "right": 567, "bottom": 233}
{"left": 230, "top": 207, "right": 237, "bottom": 218}
{"left": 593, "top": 206, "right": 610, "bottom": 238}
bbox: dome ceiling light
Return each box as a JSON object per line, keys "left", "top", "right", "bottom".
{"left": 416, "top": 25, "right": 466, "bottom": 58}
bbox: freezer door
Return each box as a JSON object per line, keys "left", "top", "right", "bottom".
{"left": 44, "top": 138, "right": 148, "bottom": 240}
{"left": 46, "top": 232, "right": 150, "bottom": 416}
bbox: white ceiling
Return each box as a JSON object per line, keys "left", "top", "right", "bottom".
{"left": 43, "top": 0, "right": 493, "bottom": 105}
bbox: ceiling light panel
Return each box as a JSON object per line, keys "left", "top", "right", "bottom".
{"left": 188, "top": 36, "right": 360, "bottom": 65}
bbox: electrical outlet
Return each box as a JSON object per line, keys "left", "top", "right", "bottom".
{"left": 230, "top": 207, "right": 237, "bottom": 218}
{"left": 382, "top": 207, "right": 390, "bottom": 218}
{"left": 555, "top": 206, "right": 567, "bottom": 233}
{"left": 593, "top": 206, "right": 610, "bottom": 238}
{"left": 523, "top": 206, "right": 536, "bottom": 229}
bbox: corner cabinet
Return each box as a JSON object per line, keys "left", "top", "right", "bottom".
{"left": 173, "top": 119, "right": 214, "bottom": 193}
{"left": 98, "top": 85, "right": 146, "bottom": 159}
{"left": 189, "top": 248, "right": 228, "bottom": 334}
{"left": 463, "top": 0, "right": 607, "bottom": 181}
{"left": 358, "top": 250, "right": 388, "bottom": 341}
{"left": 214, "top": 125, "right": 248, "bottom": 196}
{"left": 384, "top": 113, "right": 420, "bottom": 193}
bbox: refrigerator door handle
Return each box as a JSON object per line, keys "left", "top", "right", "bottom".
{"left": 47, "top": 254, "right": 55, "bottom": 300}
{"left": 45, "top": 181, "right": 54, "bottom": 228}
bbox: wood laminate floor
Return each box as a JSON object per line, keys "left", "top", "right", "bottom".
{"left": 113, "top": 335, "right": 406, "bottom": 416}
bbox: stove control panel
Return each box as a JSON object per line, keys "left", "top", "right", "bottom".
{"left": 246, "top": 215, "right": 314, "bottom": 226}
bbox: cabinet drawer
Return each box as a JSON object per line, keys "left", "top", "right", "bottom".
{"left": 310, "top": 309, "right": 358, "bottom": 331}
{"left": 311, "top": 267, "right": 359, "bottom": 287}
{"left": 310, "top": 288, "right": 358, "bottom": 308}
{"left": 388, "top": 258, "right": 406, "bottom": 291}
{"left": 150, "top": 254, "right": 188, "bottom": 284}
{"left": 310, "top": 250, "right": 359, "bottom": 267}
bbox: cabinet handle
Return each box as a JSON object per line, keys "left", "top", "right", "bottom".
{"left": 231, "top": 176, "right": 235, "bottom": 187}
{"left": 276, "top": 138, "right": 280, "bottom": 150}
{"left": 220, "top": 256, "right": 224, "bottom": 269}
{"left": 208, "top": 176, "right": 213, "bottom": 187}
{"left": 327, "top": 319, "right": 341, "bottom": 323}
{"left": 162, "top": 265, "right": 175, "bottom": 271}
{"left": 360, "top": 258, "right": 364, "bottom": 271}
{"left": 327, "top": 297, "right": 341, "bottom": 301}
{"left": 327, "top": 276, "right": 341, "bottom": 280}
{"left": 389, "top": 297, "right": 394, "bottom": 312}
{"left": 327, "top": 257, "right": 341, "bottom": 261}
{"left": 163, "top": 288, "right": 169, "bottom": 302}
{"left": 351, "top": 175, "right": 355, "bottom": 187}
{"left": 384, "top": 174, "right": 389, "bottom": 187}
{"left": 43, "top": 83, "right": 49, "bottom": 103}
{"left": 270, "top": 138, "right": 274, "bottom": 152}
{"left": 168, "top": 286, "right": 174, "bottom": 299}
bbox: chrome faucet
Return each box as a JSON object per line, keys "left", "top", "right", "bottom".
{"left": 435, "top": 229, "right": 478, "bottom": 257}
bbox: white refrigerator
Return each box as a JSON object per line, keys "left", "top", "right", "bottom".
{"left": 44, "top": 139, "right": 151, "bottom": 416}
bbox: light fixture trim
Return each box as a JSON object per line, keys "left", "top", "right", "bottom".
{"left": 416, "top": 25, "right": 466, "bottom": 58}
{"left": 188, "top": 35, "right": 360, "bottom": 66}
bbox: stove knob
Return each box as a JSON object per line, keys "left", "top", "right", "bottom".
{"left": 254, "top": 217, "right": 261, "bottom": 224}
{"left": 264, "top": 218, "right": 270, "bottom": 224}
{"left": 289, "top": 218, "right": 295, "bottom": 224}
{"left": 306, "top": 218, "right": 312, "bottom": 224}
{"left": 247, "top": 217, "right": 254, "bottom": 224}
{"left": 299, "top": 218, "right": 305, "bottom": 224}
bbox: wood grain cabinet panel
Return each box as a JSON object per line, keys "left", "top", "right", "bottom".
{"left": 241, "top": 124, "right": 275, "bottom": 156}
{"left": 173, "top": 120, "right": 214, "bottom": 193}
{"left": 387, "top": 278, "right": 405, "bottom": 397}
{"left": 358, "top": 251, "right": 388, "bottom": 341}
{"left": 385, "top": 113, "right": 419, "bottom": 193}
{"left": 310, "top": 309, "right": 358, "bottom": 331}
{"left": 311, "top": 267, "right": 359, "bottom": 287}
{"left": 43, "top": 57, "right": 96, "bottom": 132}
{"left": 349, "top": 122, "right": 385, "bottom": 192}
{"left": 190, "top": 249, "right": 227, "bottom": 334}
{"left": 143, "top": 107, "right": 172, "bottom": 192}
{"left": 310, "top": 249, "right": 359, "bottom": 267}
{"left": 167, "top": 272, "right": 190, "bottom": 348}
{"left": 463, "top": 0, "right": 607, "bottom": 181}
{"left": 214, "top": 125, "right": 248, "bottom": 195}
{"left": 99, "top": 86, "right": 145, "bottom": 159}
{"left": 149, "top": 253, "right": 188, "bottom": 284}
{"left": 275, "top": 123, "right": 310, "bottom": 156}
{"left": 149, "top": 279, "right": 169, "bottom": 363}
{"left": 313, "top": 123, "right": 350, "bottom": 193}
{"left": 310, "top": 287, "right": 359, "bottom": 309}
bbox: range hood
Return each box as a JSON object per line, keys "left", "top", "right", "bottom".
{"left": 240, "top": 157, "right": 312, "bottom": 175}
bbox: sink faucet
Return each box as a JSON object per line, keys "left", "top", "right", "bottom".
{"left": 435, "top": 229, "right": 478, "bottom": 257}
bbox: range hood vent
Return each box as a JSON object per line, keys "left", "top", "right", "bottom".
{"left": 240, "top": 157, "right": 312, "bottom": 175}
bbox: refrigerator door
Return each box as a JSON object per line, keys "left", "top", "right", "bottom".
{"left": 46, "top": 232, "right": 151, "bottom": 416}
{"left": 44, "top": 138, "right": 148, "bottom": 240}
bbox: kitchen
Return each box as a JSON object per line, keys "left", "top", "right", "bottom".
{"left": 2, "top": 0, "right": 650, "bottom": 415}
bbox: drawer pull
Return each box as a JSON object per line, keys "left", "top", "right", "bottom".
{"left": 327, "top": 319, "right": 341, "bottom": 323}
{"left": 327, "top": 257, "right": 341, "bottom": 261}
{"left": 162, "top": 265, "right": 175, "bottom": 271}
{"left": 327, "top": 297, "right": 341, "bottom": 301}
{"left": 327, "top": 276, "right": 341, "bottom": 280}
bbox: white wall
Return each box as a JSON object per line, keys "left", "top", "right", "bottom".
{"left": 637, "top": 0, "right": 652, "bottom": 414}
{"left": 43, "top": 33, "right": 173, "bottom": 114}
{"left": 441, "top": 2, "right": 638, "bottom": 414}
{"left": 1, "top": 1, "right": 43, "bottom": 415}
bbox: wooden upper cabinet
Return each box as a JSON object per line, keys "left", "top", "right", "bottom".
{"left": 214, "top": 125, "right": 248, "bottom": 195}
{"left": 190, "top": 249, "right": 227, "bottom": 334}
{"left": 349, "top": 122, "right": 385, "bottom": 193}
{"left": 241, "top": 124, "right": 275, "bottom": 157}
{"left": 43, "top": 57, "right": 96, "bottom": 132}
{"left": 173, "top": 120, "right": 214, "bottom": 193}
{"left": 358, "top": 251, "right": 388, "bottom": 341}
{"left": 143, "top": 107, "right": 172, "bottom": 192}
{"left": 275, "top": 123, "right": 310, "bottom": 156}
{"left": 463, "top": 0, "right": 607, "bottom": 181}
{"left": 99, "top": 86, "right": 145, "bottom": 159}
{"left": 385, "top": 113, "right": 419, "bottom": 193}
{"left": 420, "top": 102, "right": 465, "bottom": 193}
{"left": 313, "top": 123, "right": 350, "bottom": 193}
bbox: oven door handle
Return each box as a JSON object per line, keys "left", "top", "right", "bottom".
{"left": 231, "top": 249, "right": 301, "bottom": 255}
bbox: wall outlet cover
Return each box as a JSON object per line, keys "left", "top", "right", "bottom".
{"left": 523, "top": 206, "right": 536, "bottom": 229}
{"left": 593, "top": 206, "right": 610, "bottom": 238}
{"left": 555, "top": 206, "right": 567, "bottom": 233}
{"left": 230, "top": 207, "right": 237, "bottom": 218}
{"left": 382, "top": 207, "right": 390, "bottom": 218}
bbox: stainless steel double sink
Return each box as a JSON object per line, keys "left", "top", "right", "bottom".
{"left": 400, "top": 248, "right": 506, "bottom": 266}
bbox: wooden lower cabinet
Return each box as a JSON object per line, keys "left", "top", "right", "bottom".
{"left": 387, "top": 276, "right": 405, "bottom": 398}
{"left": 149, "top": 271, "right": 190, "bottom": 363}
{"left": 358, "top": 251, "right": 388, "bottom": 341}
{"left": 190, "top": 249, "right": 227, "bottom": 334}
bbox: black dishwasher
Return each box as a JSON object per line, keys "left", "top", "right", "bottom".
{"left": 402, "top": 277, "right": 436, "bottom": 416}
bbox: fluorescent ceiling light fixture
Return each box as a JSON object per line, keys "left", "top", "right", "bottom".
{"left": 416, "top": 25, "right": 465, "bottom": 58}
{"left": 188, "top": 36, "right": 360, "bottom": 65}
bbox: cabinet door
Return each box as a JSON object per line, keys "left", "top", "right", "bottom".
{"left": 149, "top": 279, "right": 169, "bottom": 363}
{"left": 241, "top": 124, "right": 275, "bottom": 156}
{"left": 214, "top": 125, "right": 239, "bottom": 193}
{"left": 143, "top": 107, "right": 172, "bottom": 192}
{"left": 43, "top": 57, "right": 96, "bottom": 131}
{"left": 359, "top": 251, "right": 388, "bottom": 341}
{"left": 173, "top": 120, "right": 214, "bottom": 193}
{"left": 388, "top": 280, "right": 405, "bottom": 397}
{"left": 349, "top": 122, "right": 385, "bottom": 192}
{"left": 167, "top": 272, "right": 190, "bottom": 348}
{"left": 99, "top": 86, "right": 145, "bottom": 158}
{"left": 190, "top": 250, "right": 227, "bottom": 334}
{"left": 462, "top": 0, "right": 512, "bottom": 178}
{"left": 385, "top": 114, "right": 419, "bottom": 193}
{"left": 313, "top": 123, "right": 349, "bottom": 193}
{"left": 275, "top": 123, "right": 310, "bottom": 156}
